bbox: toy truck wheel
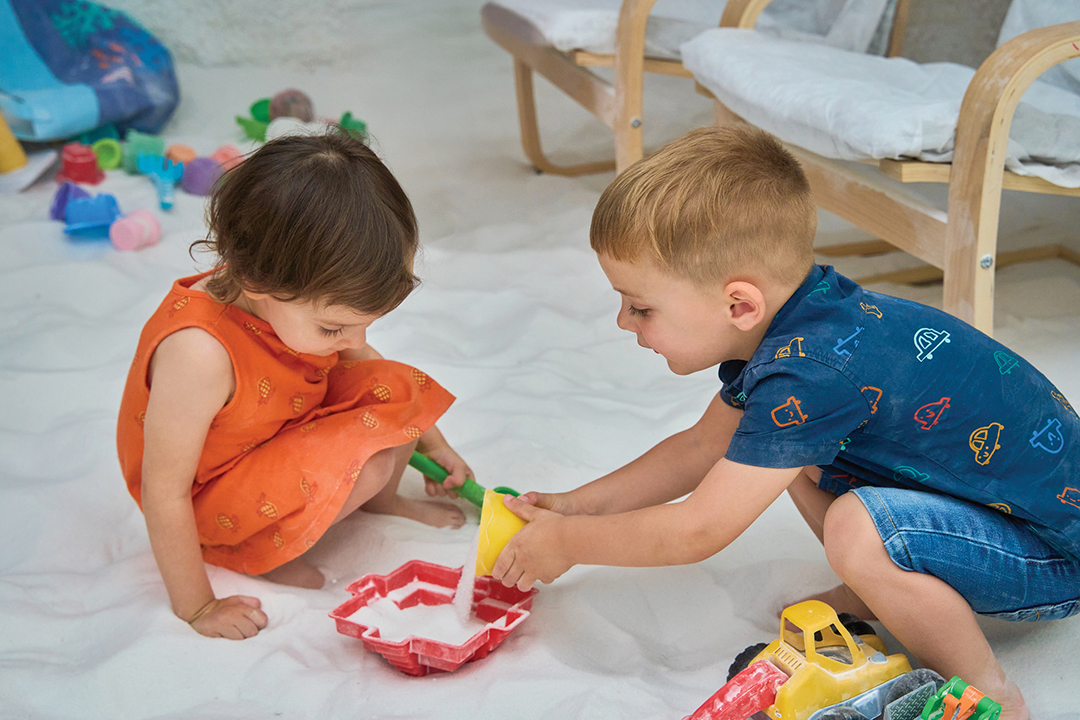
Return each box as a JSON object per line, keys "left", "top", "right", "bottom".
{"left": 726, "top": 642, "right": 768, "bottom": 682}
{"left": 884, "top": 668, "right": 945, "bottom": 705}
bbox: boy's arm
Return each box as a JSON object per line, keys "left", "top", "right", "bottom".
{"left": 141, "top": 328, "right": 267, "bottom": 639}
{"left": 494, "top": 457, "right": 802, "bottom": 589}
{"left": 534, "top": 392, "right": 743, "bottom": 516}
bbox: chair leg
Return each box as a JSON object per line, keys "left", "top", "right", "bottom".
{"left": 512, "top": 60, "right": 616, "bottom": 177}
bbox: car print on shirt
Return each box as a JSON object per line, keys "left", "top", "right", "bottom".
{"left": 775, "top": 337, "right": 805, "bottom": 360}
{"left": 771, "top": 396, "right": 808, "bottom": 427}
{"left": 994, "top": 351, "right": 1019, "bottom": 375}
{"left": 893, "top": 465, "right": 931, "bottom": 484}
{"left": 861, "top": 386, "right": 882, "bottom": 414}
{"left": 1050, "top": 389, "right": 1077, "bottom": 418}
{"left": 915, "top": 397, "right": 950, "bottom": 430}
{"left": 914, "top": 327, "right": 951, "bottom": 362}
{"left": 860, "top": 302, "right": 883, "bottom": 318}
{"left": 1030, "top": 418, "right": 1065, "bottom": 454}
{"left": 969, "top": 422, "right": 1004, "bottom": 465}
{"left": 1059, "top": 487, "right": 1080, "bottom": 510}
{"left": 833, "top": 327, "right": 864, "bottom": 359}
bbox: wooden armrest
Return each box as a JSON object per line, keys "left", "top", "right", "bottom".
{"left": 719, "top": 0, "right": 776, "bottom": 29}
{"left": 953, "top": 21, "right": 1080, "bottom": 191}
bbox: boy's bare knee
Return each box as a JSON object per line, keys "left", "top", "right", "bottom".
{"left": 822, "top": 493, "right": 879, "bottom": 575}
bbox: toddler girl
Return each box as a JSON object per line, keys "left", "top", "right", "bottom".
{"left": 117, "top": 131, "right": 471, "bottom": 639}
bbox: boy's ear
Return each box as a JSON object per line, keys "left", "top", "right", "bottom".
{"left": 723, "top": 281, "right": 767, "bottom": 331}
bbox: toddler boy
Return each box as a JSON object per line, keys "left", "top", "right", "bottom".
{"left": 496, "top": 125, "right": 1079, "bottom": 720}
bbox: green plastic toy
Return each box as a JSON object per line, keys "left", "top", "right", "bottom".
{"left": 338, "top": 111, "right": 367, "bottom": 140}
{"left": 408, "top": 452, "right": 518, "bottom": 508}
{"left": 236, "top": 98, "right": 270, "bottom": 142}
{"left": 921, "top": 676, "right": 1001, "bottom": 720}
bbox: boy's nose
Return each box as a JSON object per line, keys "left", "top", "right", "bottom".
{"left": 616, "top": 306, "right": 633, "bottom": 332}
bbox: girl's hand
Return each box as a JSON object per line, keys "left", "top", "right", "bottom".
{"left": 417, "top": 441, "right": 475, "bottom": 498}
{"left": 186, "top": 596, "right": 267, "bottom": 640}
{"left": 492, "top": 495, "right": 573, "bottom": 591}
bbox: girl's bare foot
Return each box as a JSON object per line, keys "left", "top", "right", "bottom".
{"left": 363, "top": 494, "right": 466, "bottom": 528}
{"left": 783, "top": 582, "right": 877, "bottom": 621}
{"left": 260, "top": 556, "right": 325, "bottom": 589}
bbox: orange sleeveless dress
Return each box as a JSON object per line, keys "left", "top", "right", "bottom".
{"left": 116, "top": 272, "right": 454, "bottom": 575}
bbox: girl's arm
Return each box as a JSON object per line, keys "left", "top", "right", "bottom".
{"left": 525, "top": 392, "right": 743, "bottom": 516}
{"left": 142, "top": 328, "right": 267, "bottom": 639}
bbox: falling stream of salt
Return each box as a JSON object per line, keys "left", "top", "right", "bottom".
{"left": 453, "top": 530, "right": 481, "bottom": 622}
{"left": 346, "top": 528, "right": 484, "bottom": 644}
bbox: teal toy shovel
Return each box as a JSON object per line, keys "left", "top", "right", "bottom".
{"left": 408, "top": 452, "right": 519, "bottom": 508}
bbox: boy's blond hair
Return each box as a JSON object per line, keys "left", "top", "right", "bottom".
{"left": 591, "top": 124, "right": 816, "bottom": 287}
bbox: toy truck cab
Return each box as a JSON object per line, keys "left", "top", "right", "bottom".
{"left": 750, "top": 600, "right": 912, "bottom": 720}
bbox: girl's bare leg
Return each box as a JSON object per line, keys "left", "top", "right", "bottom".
{"left": 357, "top": 440, "right": 465, "bottom": 528}
{"left": 823, "top": 493, "right": 1028, "bottom": 720}
{"left": 261, "top": 441, "right": 464, "bottom": 589}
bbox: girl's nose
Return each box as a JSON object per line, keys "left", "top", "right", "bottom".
{"left": 345, "top": 327, "right": 367, "bottom": 349}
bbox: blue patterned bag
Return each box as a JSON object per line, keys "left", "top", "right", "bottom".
{"left": 0, "top": 0, "right": 179, "bottom": 141}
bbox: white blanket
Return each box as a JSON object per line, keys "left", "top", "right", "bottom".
{"left": 682, "top": 28, "right": 1080, "bottom": 187}
{"left": 487, "top": 0, "right": 895, "bottom": 59}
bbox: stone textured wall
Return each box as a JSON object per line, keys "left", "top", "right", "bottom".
{"left": 108, "top": 0, "right": 1015, "bottom": 69}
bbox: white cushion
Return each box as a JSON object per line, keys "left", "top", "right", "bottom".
{"left": 682, "top": 28, "right": 1080, "bottom": 187}
{"left": 486, "top": 0, "right": 895, "bottom": 60}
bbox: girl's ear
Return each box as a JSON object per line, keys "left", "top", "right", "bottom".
{"left": 723, "top": 281, "right": 767, "bottom": 331}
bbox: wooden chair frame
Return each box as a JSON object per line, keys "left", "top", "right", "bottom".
{"left": 481, "top": 0, "right": 909, "bottom": 176}
{"left": 708, "top": 0, "right": 1080, "bottom": 333}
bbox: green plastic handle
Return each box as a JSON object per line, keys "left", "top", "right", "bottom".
{"left": 408, "top": 452, "right": 487, "bottom": 508}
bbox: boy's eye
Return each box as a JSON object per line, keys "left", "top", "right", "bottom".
{"left": 628, "top": 305, "right": 649, "bottom": 317}
{"left": 320, "top": 327, "right": 345, "bottom": 337}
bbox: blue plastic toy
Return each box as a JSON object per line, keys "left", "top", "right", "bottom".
{"left": 137, "top": 152, "right": 184, "bottom": 210}
{"left": 63, "top": 194, "right": 121, "bottom": 238}
{"left": 50, "top": 181, "right": 90, "bottom": 221}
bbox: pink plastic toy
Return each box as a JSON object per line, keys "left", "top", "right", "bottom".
{"left": 210, "top": 144, "right": 243, "bottom": 171}
{"left": 110, "top": 209, "right": 161, "bottom": 251}
{"left": 685, "top": 660, "right": 789, "bottom": 720}
{"left": 56, "top": 143, "right": 104, "bottom": 185}
{"left": 329, "top": 560, "right": 536, "bottom": 677}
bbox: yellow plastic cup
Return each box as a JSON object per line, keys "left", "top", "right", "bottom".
{"left": 0, "top": 113, "right": 28, "bottom": 174}
{"left": 475, "top": 489, "right": 528, "bottom": 576}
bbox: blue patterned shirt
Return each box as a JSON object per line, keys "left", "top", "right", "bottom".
{"left": 719, "top": 265, "right": 1080, "bottom": 559}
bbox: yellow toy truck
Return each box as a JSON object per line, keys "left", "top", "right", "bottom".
{"left": 728, "top": 600, "right": 912, "bottom": 720}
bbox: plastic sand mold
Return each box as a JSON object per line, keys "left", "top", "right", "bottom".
{"left": 330, "top": 560, "right": 536, "bottom": 676}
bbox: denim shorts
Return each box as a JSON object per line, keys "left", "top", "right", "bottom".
{"left": 817, "top": 473, "right": 1080, "bottom": 621}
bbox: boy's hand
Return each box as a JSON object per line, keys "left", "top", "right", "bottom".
{"left": 186, "top": 596, "right": 267, "bottom": 640}
{"left": 492, "top": 495, "right": 572, "bottom": 591}
{"left": 518, "top": 490, "right": 585, "bottom": 516}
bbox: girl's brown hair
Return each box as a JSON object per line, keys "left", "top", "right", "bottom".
{"left": 591, "top": 124, "right": 816, "bottom": 287}
{"left": 191, "top": 130, "right": 419, "bottom": 315}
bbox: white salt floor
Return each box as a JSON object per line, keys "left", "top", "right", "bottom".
{"left": 1, "top": 2, "right": 1079, "bottom": 717}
